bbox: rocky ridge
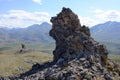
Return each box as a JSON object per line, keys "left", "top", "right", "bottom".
{"left": 0, "top": 7, "right": 120, "bottom": 80}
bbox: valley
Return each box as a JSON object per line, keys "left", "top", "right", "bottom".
{"left": 0, "top": 21, "right": 120, "bottom": 76}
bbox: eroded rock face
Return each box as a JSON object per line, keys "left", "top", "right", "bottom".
{"left": 50, "top": 7, "right": 108, "bottom": 66}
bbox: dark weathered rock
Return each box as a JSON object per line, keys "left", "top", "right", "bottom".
{"left": 104, "top": 73, "right": 114, "bottom": 80}
{"left": 50, "top": 7, "right": 108, "bottom": 66}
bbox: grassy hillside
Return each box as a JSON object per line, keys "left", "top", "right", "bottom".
{"left": 0, "top": 42, "right": 54, "bottom": 76}
{"left": 108, "top": 54, "right": 120, "bottom": 63}
{"left": 0, "top": 51, "right": 53, "bottom": 76}
{"left": 0, "top": 42, "right": 55, "bottom": 54}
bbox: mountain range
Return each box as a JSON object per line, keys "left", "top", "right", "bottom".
{"left": 90, "top": 21, "right": 120, "bottom": 54}
{"left": 0, "top": 22, "right": 53, "bottom": 43}
{"left": 0, "top": 21, "right": 120, "bottom": 54}
{"left": 90, "top": 21, "right": 120, "bottom": 43}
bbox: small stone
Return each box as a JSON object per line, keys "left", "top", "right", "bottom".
{"left": 79, "top": 66, "right": 84, "bottom": 71}
{"left": 104, "top": 73, "right": 114, "bottom": 80}
{"left": 56, "top": 58, "right": 67, "bottom": 67}
{"left": 91, "top": 66, "right": 97, "bottom": 71}
{"left": 79, "top": 58, "right": 86, "bottom": 61}
{"left": 84, "top": 73, "right": 92, "bottom": 80}
{"left": 80, "top": 69, "right": 88, "bottom": 74}
{"left": 96, "top": 63, "right": 103, "bottom": 70}
{"left": 53, "top": 64, "right": 58, "bottom": 68}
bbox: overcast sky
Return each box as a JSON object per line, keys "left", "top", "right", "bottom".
{"left": 0, "top": 0, "right": 120, "bottom": 28}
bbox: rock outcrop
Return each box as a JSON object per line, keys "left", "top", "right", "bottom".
{"left": 0, "top": 7, "right": 120, "bottom": 80}
{"left": 50, "top": 7, "right": 108, "bottom": 66}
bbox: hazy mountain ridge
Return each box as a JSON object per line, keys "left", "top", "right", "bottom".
{"left": 1, "top": 21, "right": 119, "bottom": 43}
{"left": 0, "top": 22, "right": 53, "bottom": 43}
{"left": 90, "top": 21, "right": 120, "bottom": 54}
{"left": 90, "top": 21, "right": 120, "bottom": 43}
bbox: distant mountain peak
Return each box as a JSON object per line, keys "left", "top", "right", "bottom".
{"left": 0, "top": 22, "right": 52, "bottom": 43}
{"left": 90, "top": 21, "right": 120, "bottom": 54}
{"left": 104, "top": 21, "right": 120, "bottom": 26}
{"left": 41, "top": 22, "right": 50, "bottom": 25}
{"left": 40, "top": 22, "right": 51, "bottom": 27}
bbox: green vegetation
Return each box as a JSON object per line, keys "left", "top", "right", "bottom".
{"left": 0, "top": 42, "right": 55, "bottom": 54}
{"left": 108, "top": 54, "right": 120, "bottom": 63}
{"left": 0, "top": 42, "right": 53, "bottom": 76}
{"left": 0, "top": 51, "right": 52, "bottom": 76}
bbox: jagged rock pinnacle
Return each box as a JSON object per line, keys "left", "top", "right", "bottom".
{"left": 50, "top": 7, "right": 108, "bottom": 66}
